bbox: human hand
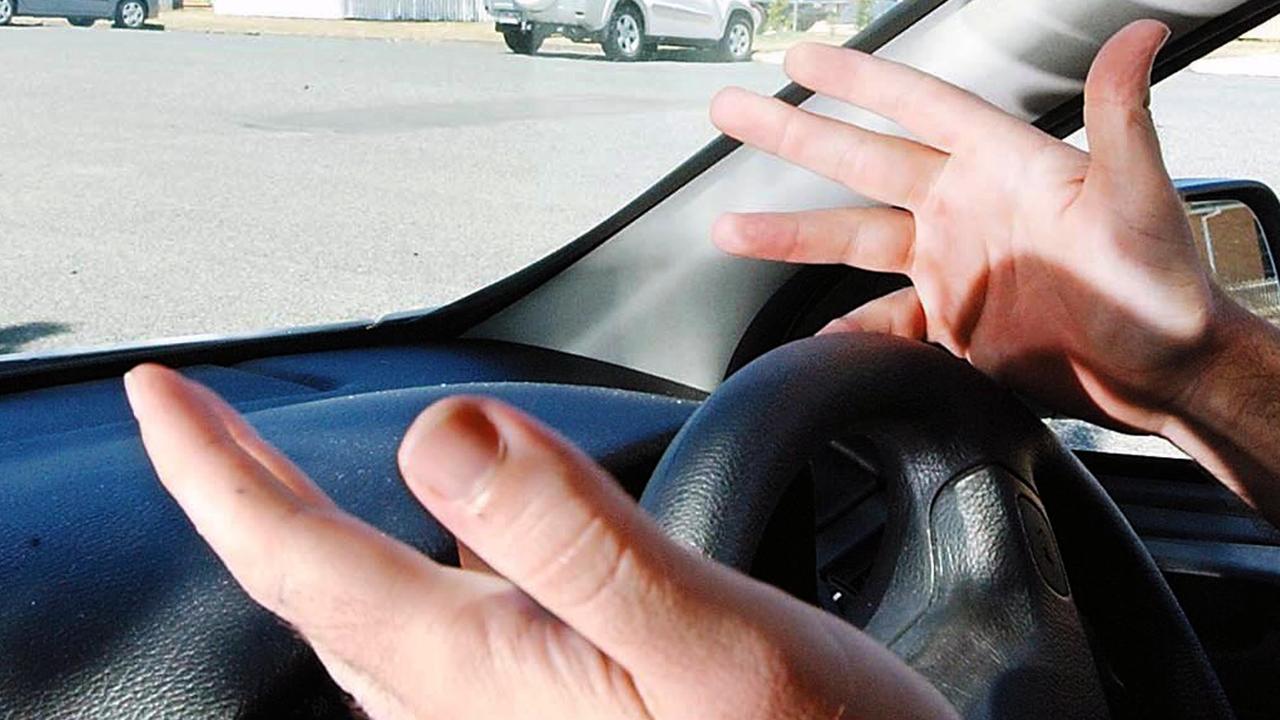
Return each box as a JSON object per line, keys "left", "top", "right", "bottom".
{"left": 709, "top": 20, "right": 1244, "bottom": 436}
{"left": 124, "top": 364, "right": 957, "bottom": 720}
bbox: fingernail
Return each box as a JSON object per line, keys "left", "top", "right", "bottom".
{"left": 123, "top": 369, "right": 142, "bottom": 419}
{"left": 402, "top": 402, "right": 503, "bottom": 500}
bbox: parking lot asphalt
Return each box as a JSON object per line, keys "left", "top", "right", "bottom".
{"left": 2, "top": 24, "right": 1280, "bottom": 356}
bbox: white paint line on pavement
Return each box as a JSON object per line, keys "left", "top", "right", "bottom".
{"left": 1190, "top": 54, "right": 1280, "bottom": 78}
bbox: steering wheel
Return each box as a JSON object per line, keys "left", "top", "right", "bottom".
{"left": 640, "top": 333, "right": 1234, "bottom": 720}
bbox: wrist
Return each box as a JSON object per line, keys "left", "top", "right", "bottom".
{"left": 1152, "top": 295, "right": 1280, "bottom": 515}
{"left": 1163, "top": 295, "right": 1272, "bottom": 433}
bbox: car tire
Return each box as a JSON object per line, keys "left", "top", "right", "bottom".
{"left": 603, "top": 3, "right": 646, "bottom": 62}
{"left": 0, "top": 0, "right": 14, "bottom": 26}
{"left": 502, "top": 25, "right": 544, "bottom": 55}
{"left": 718, "top": 12, "right": 752, "bottom": 62}
{"left": 68, "top": 16, "right": 97, "bottom": 27}
{"left": 114, "top": 0, "right": 146, "bottom": 29}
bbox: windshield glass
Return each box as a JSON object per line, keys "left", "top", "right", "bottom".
{"left": 0, "top": 0, "right": 899, "bottom": 356}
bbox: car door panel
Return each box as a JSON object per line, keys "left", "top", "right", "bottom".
{"left": 82, "top": 0, "right": 114, "bottom": 19}
{"left": 16, "top": 0, "right": 58, "bottom": 15}
{"left": 1067, "top": 448, "right": 1280, "bottom": 720}
{"left": 646, "top": 0, "right": 717, "bottom": 39}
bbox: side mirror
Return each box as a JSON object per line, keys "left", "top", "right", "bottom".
{"left": 1177, "top": 179, "right": 1280, "bottom": 323}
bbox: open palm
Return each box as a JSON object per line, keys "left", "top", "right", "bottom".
{"left": 711, "top": 20, "right": 1224, "bottom": 434}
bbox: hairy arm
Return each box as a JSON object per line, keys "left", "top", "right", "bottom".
{"left": 1163, "top": 300, "right": 1280, "bottom": 523}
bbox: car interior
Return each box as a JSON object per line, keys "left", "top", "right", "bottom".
{"left": 4, "top": 0, "right": 1280, "bottom": 718}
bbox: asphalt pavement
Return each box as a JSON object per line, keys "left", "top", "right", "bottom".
{"left": 2, "top": 24, "right": 1279, "bottom": 356}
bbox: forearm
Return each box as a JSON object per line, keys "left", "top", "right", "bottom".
{"left": 1161, "top": 301, "right": 1280, "bottom": 524}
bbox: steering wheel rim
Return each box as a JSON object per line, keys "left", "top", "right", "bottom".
{"left": 639, "top": 333, "right": 1233, "bottom": 720}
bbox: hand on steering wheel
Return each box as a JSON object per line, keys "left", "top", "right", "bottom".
{"left": 125, "top": 364, "right": 957, "bottom": 720}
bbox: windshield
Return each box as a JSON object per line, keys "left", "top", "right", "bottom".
{"left": 0, "top": 0, "right": 897, "bottom": 357}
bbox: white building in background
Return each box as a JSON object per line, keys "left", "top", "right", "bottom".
{"left": 213, "top": 0, "right": 490, "bottom": 21}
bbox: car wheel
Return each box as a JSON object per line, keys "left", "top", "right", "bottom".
{"left": 603, "top": 3, "right": 646, "bottom": 62}
{"left": 502, "top": 25, "right": 544, "bottom": 55}
{"left": 718, "top": 13, "right": 752, "bottom": 62}
{"left": 114, "top": 0, "right": 146, "bottom": 29}
{"left": 0, "top": 0, "right": 14, "bottom": 26}
{"left": 68, "top": 16, "right": 97, "bottom": 27}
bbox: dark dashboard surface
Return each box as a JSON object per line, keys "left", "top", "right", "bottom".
{"left": 0, "top": 340, "right": 700, "bottom": 718}
{"left": 0, "top": 339, "right": 704, "bottom": 445}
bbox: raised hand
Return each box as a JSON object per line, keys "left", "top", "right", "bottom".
{"left": 710, "top": 20, "right": 1240, "bottom": 437}
{"left": 125, "top": 363, "right": 957, "bottom": 720}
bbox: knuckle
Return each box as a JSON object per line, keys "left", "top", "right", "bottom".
{"left": 780, "top": 216, "right": 805, "bottom": 262}
{"left": 898, "top": 212, "right": 918, "bottom": 269}
{"left": 530, "top": 511, "right": 635, "bottom": 611}
{"left": 882, "top": 82, "right": 915, "bottom": 124}
{"left": 833, "top": 139, "right": 866, "bottom": 186}
{"left": 840, "top": 214, "right": 867, "bottom": 265}
{"left": 775, "top": 110, "right": 806, "bottom": 159}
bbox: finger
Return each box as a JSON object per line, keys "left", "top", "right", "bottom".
{"left": 125, "top": 364, "right": 316, "bottom": 563}
{"left": 712, "top": 207, "right": 915, "bottom": 274}
{"left": 819, "top": 286, "right": 926, "bottom": 339}
{"left": 710, "top": 86, "right": 946, "bottom": 210}
{"left": 1083, "top": 20, "right": 1172, "bottom": 188}
{"left": 398, "top": 397, "right": 716, "bottom": 670}
{"left": 783, "top": 42, "right": 1035, "bottom": 153}
{"left": 186, "top": 379, "right": 336, "bottom": 509}
{"left": 125, "top": 364, "right": 470, "bottom": 684}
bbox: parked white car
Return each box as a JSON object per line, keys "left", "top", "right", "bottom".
{"left": 485, "top": 0, "right": 762, "bottom": 61}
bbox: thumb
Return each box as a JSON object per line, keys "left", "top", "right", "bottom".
{"left": 1083, "top": 19, "right": 1172, "bottom": 186}
{"left": 396, "top": 397, "right": 729, "bottom": 672}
